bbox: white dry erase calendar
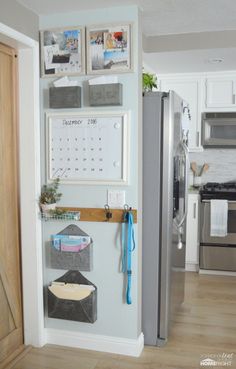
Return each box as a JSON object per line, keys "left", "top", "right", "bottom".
{"left": 46, "top": 111, "right": 130, "bottom": 184}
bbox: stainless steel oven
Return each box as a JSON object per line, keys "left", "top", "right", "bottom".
{"left": 200, "top": 200, "right": 236, "bottom": 271}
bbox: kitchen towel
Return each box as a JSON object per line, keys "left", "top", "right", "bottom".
{"left": 210, "top": 199, "right": 228, "bottom": 237}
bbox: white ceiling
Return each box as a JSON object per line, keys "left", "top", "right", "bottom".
{"left": 142, "top": 0, "right": 236, "bottom": 36}
{"left": 16, "top": 0, "right": 236, "bottom": 36}
{"left": 143, "top": 48, "right": 236, "bottom": 74}
{"left": 16, "top": 0, "right": 236, "bottom": 73}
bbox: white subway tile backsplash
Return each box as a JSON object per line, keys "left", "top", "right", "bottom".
{"left": 190, "top": 149, "right": 236, "bottom": 183}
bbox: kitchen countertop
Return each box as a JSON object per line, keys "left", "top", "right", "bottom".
{"left": 188, "top": 186, "right": 200, "bottom": 194}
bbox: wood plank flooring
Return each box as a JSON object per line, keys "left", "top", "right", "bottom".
{"left": 10, "top": 272, "right": 236, "bottom": 369}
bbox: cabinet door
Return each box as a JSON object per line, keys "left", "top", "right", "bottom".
{"left": 186, "top": 194, "right": 199, "bottom": 268}
{"left": 160, "top": 79, "right": 201, "bottom": 151}
{"left": 206, "top": 78, "right": 236, "bottom": 108}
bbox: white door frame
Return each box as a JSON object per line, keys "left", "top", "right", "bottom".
{"left": 0, "top": 22, "right": 44, "bottom": 347}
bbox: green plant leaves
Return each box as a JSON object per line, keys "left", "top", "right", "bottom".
{"left": 143, "top": 72, "right": 157, "bottom": 92}
{"left": 39, "top": 178, "right": 62, "bottom": 204}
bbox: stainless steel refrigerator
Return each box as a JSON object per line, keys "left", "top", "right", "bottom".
{"left": 142, "top": 91, "right": 189, "bottom": 346}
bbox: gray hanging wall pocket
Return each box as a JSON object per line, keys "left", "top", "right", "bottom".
{"left": 48, "top": 270, "right": 97, "bottom": 323}
{"left": 89, "top": 83, "right": 123, "bottom": 106}
{"left": 50, "top": 224, "right": 93, "bottom": 271}
{"left": 49, "top": 86, "right": 82, "bottom": 109}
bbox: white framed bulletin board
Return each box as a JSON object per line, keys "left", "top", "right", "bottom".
{"left": 46, "top": 111, "right": 130, "bottom": 185}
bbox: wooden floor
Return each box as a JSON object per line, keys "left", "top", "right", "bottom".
{"left": 10, "top": 272, "right": 236, "bottom": 369}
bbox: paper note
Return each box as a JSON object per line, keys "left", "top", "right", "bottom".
{"left": 44, "top": 44, "right": 60, "bottom": 70}
{"left": 88, "top": 75, "right": 118, "bottom": 85}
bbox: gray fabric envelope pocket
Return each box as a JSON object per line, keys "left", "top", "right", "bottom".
{"left": 50, "top": 224, "right": 93, "bottom": 271}
{"left": 48, "top": 270, "right": 97, "bottom": 323}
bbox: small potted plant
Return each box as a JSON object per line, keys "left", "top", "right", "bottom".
{"left": 39, "top": 177, "right": 62, "bottom": 213}
{"left": 142, "top": 72, "right": 157, "bottom": 92}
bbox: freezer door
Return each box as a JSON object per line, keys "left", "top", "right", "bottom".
{"left": 159, "top": 91, "right": 187, "bottom": 344}
{"left": 171, "top": 143, "right": 187, "bottom": 331}
{"left": 142, "top": 92, "right": 163, "bottom": 346}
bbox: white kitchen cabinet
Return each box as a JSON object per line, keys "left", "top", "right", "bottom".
{"left": 159, "top": 78, "right": 202, "bottom": 152}
{"left": 205, "top": 77, "right": 236, "bottom": 108}
{"left": 185, "top": 193, "right": 199, "bottom": 271}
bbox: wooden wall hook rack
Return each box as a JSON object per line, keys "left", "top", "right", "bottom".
{"left": 57, "top": 207, "right": 137, "bottom": 224}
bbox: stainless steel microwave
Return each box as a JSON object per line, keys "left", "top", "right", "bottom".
{"left": 202, "top": 112, "right": 236, "bottom": 147}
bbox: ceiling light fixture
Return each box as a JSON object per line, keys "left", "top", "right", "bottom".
{"left": 207, "top": 58, "right": 224, "bottom": 64}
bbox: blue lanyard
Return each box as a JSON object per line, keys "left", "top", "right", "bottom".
{"left": 122, "top": 211, "right": 135, "bottom": 304}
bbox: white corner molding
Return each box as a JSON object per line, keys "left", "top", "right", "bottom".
{"left": 45, "top": 329, "right": 144, "bottom": 357}
{"left": 185, "top": 263, "right": 199, "bottom": 272}
{"left": 0, "top": 22, "right": 44, "bottom": 347}
{"left": 0, "top": 21, "right": 37, "bottom": 48}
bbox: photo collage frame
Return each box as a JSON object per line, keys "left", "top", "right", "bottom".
{"left": 40, "top": 23, "right": 133, "bottom": 77}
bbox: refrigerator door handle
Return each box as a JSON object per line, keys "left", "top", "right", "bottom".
{"left": 174, "top": 141, "right": 189, "bottom": 229}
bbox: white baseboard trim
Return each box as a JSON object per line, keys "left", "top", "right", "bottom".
{"left": 45, "top": 328, "right": 144, "bottom": 357}
{"left": 199, "top": 269, "right": 236, "bottom": 277}
{"left": 185, "top": 263, "right": 199, "bottom": 272}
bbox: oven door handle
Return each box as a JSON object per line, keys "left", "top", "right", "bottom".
{"left": 174, "top": 141, "right": 189, "bottom": 229}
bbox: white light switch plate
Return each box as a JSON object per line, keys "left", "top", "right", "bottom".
{"left": 107, "top": 190, "right": 126, "bottom": 208}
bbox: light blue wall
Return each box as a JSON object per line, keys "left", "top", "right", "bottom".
{"left": 40, "top": 6, "right": 142, "bottom": 339}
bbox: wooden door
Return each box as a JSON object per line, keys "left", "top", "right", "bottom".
{"left": 0, "top": 43, "right": 23, "bottom": 365}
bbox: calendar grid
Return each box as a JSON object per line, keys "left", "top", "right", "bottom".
{"left": 46, "top": 111, "right": 130, "bottom": 185}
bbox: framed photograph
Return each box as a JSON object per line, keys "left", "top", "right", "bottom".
{"left": 86, "top": 23, "right": 132, "bottom": 74}
{"left": 40, "top": 26, "right": 85, "bottom": 77}
{"left": 46, "top": 111, "right": 130, "bottom": 185}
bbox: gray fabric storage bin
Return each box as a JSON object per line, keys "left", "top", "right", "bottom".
{"left": 89, "top": 83, "right": 122, "bottom": 106}
{"left": 48, "top": 270, "right": 97, "bottom": 323}
{"left": 49, "top": 86, "right": 81, "bottom": 108}
{"left": 50, "top": 225, "right": 93, "bottom": 271}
